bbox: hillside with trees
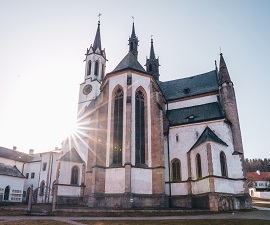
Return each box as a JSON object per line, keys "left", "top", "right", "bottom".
{"left": 245, "top": 158, "right": 270, "bottom": 172}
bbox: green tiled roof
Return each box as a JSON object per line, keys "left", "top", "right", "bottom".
{"left": 167, "top": 102, "right": 225, "bottom": 126}
{"left": 59, "top": 147, "right": 85, "bottom": 163}
{"left": 158, "top": 70, "right": 218, "bottom": 101}
{"left": 189, "top": 126, "right": 228, "bottom": 151}
{"left": 109, "top": 52, "right": 147, "bottom": 74}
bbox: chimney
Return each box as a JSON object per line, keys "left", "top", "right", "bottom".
{"left": 256, "top": 170, "right": 260, "bottom": 175}
{"left": 13, "top": 146, "right": 17, "bottom": 151}
{"left": 29, "top": 149, "right": 34, "bottom": 155}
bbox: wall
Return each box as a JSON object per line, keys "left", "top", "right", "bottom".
{"left": 131, "top": 168, "right": 152, "bottom": 194}
{"left": 105, "top": 168, "right": 125, "bottom": 193}
{"left": 168, "top": 94, "right": 218, "bottom": 110}
{"left": 250, "top": 188, "right": 270, "bottom": 199}
{"left": 0, "top": 175, "right": 24, "bottom": 202}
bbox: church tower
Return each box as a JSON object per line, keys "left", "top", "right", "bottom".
{"left": 218, "top": 53, "right": 243, "bottom": 155}
{"left": 145, "top": 38, "right": 160, "bottom": 80}
{"left": 78, "top": 19, "right": 107, "bottom": 117}
{"left": 128, "top": 22, "right": 139, "bottom": 60}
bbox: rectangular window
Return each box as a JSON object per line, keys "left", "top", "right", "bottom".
{"left": 31, "top": 172, "right": 35, "bottom": 179}
{"left": 26, "top": 173, "right": 29, "bottom": 179}
{"left": 42, "top": 162, "right": 47, "bottom": 171}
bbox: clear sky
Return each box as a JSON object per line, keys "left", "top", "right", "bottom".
{"left": 0, "top": 0, "right": 269, "bottom": 159}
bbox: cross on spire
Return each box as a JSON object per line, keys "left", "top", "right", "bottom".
{"left": 98, "top": 13, "right": 102, "bottom": 24}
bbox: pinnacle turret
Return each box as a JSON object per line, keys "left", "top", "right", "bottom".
{"left": 128, "top": 22, "right": 139, "bottom": 59}
{"left": 145, "top": 38, "right": 160, "bottom": 81}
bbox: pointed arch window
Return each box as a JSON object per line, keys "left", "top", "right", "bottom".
{"left": 113, "top": 88, "right": 123, "bottom": 164}
{"left": 87, "top": 61, "right": 92, "bottom": 75}
{"left": 71, "top": 166, "right": 79, "bottom": 185}
{"left": 39, "top": 180, "right": 45, "bottom": 196}
{"left": 135, "top": 90, "right": 145, "bottom": 164}
{"left": 220, "top": 151, "right": 228, "bottom": 177}
{"left": 94, "top": 60, "right": 99, "bottom": 76}
{"left": 171, "top": 158, "right": 181, "bottom": 182}
{"left": 4, "top": 185, "right": 10, "bottom": 201}
{"left": 196, "top": 153, "right": 202, "bottom": 179}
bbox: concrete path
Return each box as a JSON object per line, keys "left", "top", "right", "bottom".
{"left": 0, "top": 210, "right": 270, "bottom": 224}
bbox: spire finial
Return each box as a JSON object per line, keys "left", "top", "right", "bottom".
{"left": 98, "top": 13, "right": 102, "bottom": 25}
{"left": 151, "top": 35, "right": 153, "bottom": 43}
{"left": 132, "top": 16, "right": 134, "bottom": 23}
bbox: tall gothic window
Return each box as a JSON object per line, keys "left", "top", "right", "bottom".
{"left": 87, "top": 61, "right": 91, "bottom": 75}
{"left": 196, "top": 153, "right": 202, "bottom": 179}
{"left": 71, "top": 166, "right": 79, "bottom": 185}
{"left": 113, "top": 88, "right": 123, "bottom": 164}
{"left": 171, "top": 158, "right": 181, "bottom": 181}
{"left": 94, "top": 60, "right": 99, "bottom": 76}
{"left": 220, "top": 151, "right": 228, "bottom": 177}
{"left": 4, "top": 186, "right": 10, "bottom": 200}
{"left": 135, "top": 90, "right": 145, "bottom": 164}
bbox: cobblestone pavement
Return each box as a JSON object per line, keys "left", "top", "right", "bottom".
{"left": 0, "top": 209, "right": 270, "bottom": 224}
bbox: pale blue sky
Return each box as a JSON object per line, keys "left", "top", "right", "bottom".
{"left": 0, "top": 0, "right": 269, "bottom": 159}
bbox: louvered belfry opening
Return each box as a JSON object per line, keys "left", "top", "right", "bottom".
{"left": 135, "top": 90, "right": 145, "bottom": 165}
{"left": 113, "top": 88, "right": 124, "bottom": 164}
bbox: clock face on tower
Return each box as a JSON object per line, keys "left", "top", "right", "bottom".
{"left": 83, "top": 84, "right": 92, "bottom": 95}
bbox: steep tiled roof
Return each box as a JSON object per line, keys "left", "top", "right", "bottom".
{"left": 109, "top": 52, "right": 147, "bottom": 74}
{"left": 167, "top": 102, "right": 225, "bottom": 126}
{"left": 0, "top": 146, "right": 33, "bottom": 162}
{"left": 158, "top": 70, "right": 218, "bottom": 101}
{"left": 246, "top": 172, "right": 270, "bottom": 181}
{"left": 59, "top": 147, "right": 85, "bottom": 163}
{"left": 189, "top": 126, "right": 228, "bottom": 151}
{"left": 0, "top": 163, "right": 25, "bottom": 178}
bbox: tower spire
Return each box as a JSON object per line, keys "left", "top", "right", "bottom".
{"left": 128, "top": 20, "right": 139, "bottom": 59}
{"left": 218, "top": 53, "right": 243, "bottom": 155}
{"left": 92, "top": 17, "right": 102, "bottom": 52}
{"left": 145, "top": 37, "right": 160, "bottom": 81}
{"left": 218, "top": 53, "right": 232, "bottom": 86}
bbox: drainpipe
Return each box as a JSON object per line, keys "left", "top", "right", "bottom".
{"left": 166, "top": 102, "right": 172, "bottom": 207}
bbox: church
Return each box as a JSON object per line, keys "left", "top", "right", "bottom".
{"left": 0, "top": 19, "right": 252, "bottom": 211}
{"left": 56, "top": 19, "right": 252, "bottom": 211}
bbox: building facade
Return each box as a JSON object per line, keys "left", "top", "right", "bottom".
{"left": 56, "top": 20, "right": 252, "bottom": 211}
{"left": 0, "top": 20, "right": 252, "bottom": 211}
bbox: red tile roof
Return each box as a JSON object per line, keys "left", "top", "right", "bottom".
{"left": 246, "top": 172, "right": 270, "bottom": 181}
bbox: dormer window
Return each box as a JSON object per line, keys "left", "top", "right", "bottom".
{"left": 186, "top": 114, "right": 196, "bottom": 122}
{"left": 183, "top": 88, "right": 190, "bottom": 94}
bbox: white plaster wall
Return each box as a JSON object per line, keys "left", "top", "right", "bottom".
{"left": 164, "top": 136, "right": 169, "bottom": 182}
{"left": 171, "top": 183, "right": 189, "bottom": 195}
{"left": 166, "top": 120, "right": 246, "bottom": 196}
{"left": 168, "top": 95, "right": 218, "bottom": 110}
{"left": 131, "top": 168, "right": 152, "bottom": 194}
{"left": 0, "top": 175, "right": 24, "bottom": 202}
{"left": 105, "top": 168, "right": 125, "bottom": 193}
{"left": 192, "top": 178, "right": 210, "bottom": 194}
{"left": 250, "top": 189, "right": 270, "bottom": 199}
{"left": 190, "top": 144, "right": 209, "bottom": 179}
{"left": 0, "top": 157, "right": 24, "bottom": 173}
{"left": 23, "top": 161, "right": 41, "bottom": 191}
{"left": 58, "top": 161, "right": 83, "bottom": 185}
{"left": 57, "top": 185, "right": 81, "bottom": 196}
{"left": 214, "top": 178, "right": 244, "bottom": 194}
